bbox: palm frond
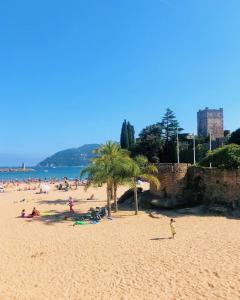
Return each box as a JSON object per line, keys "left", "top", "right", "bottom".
{"left": 139, "top": 174, "right": 160, "bottom": 190}
{"left": 143, "top": 164, "right": 158, "bottom": 174}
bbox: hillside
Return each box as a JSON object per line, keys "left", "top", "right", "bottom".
{"left": 37, "top": 144, "right": 100, "bottom": 167}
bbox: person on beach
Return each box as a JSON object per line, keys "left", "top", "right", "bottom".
{"left": 21, "top": 209, "right": 26, "bottom": 218}
{"left": 65, "top": 181, "right": 70, "bottom": 191}
{"left": 68, "top": 197, "right": 74, "bottom": 213}
{"left": 170, "top": 219, "right": 176, "bottom": 239}
{"left": 87, "top": 194, "right": 95, "bottom": 200}
{"left": 27, "top": 207, "right": 40, "bottom": 218}
{"left": 74, "top": 179, "right": 78, "bottom": 190}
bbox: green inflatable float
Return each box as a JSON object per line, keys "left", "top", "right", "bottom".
{"left": 73, "top": 221, "right": 88, "bottom": 226}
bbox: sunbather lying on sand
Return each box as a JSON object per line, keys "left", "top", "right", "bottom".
{"left": 27, "top": 207, "right": 40, "bottom": 218}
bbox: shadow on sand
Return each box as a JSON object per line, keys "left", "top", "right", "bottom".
{"left": 146, "top": 205, "right": 240, "bottom": 220}
{"left": 37, "top": 199, "right": 82, "bottom": 205}
{"left": 150, "top": 237, "right": 172, "bottom": 241}
{"left": 37, "top": 198, "right": 105, "bottom": 205}
{"left": 24, "top": 210, "right": 86, "bottom": 225}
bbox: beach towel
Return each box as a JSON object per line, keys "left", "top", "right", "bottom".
{"left": 90, "top": 220, "right": 99, "bottom": 224}
{"left": 73, "top": 221, "right": 87, "bottom": 226}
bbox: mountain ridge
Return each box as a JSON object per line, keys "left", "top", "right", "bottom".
{"left": 37, "top": 144, "right": 101, "bottom": 167}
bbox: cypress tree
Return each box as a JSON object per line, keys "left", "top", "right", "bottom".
{"left": 130, "top": 124, "right": 135, "bottom": 146}
{"left": 127, "top": 122, "right": 134, "bottom": 147}
{"left": 120, "top": 120, "right": 129, "bottom": 149}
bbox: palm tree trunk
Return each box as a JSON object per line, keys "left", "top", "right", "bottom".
{"left": 107, "top": 185, "right": 112, "bottom": 217}
{"left": 113, "top": 183, "right": 118, "bottom": 212}
{"left": 110, "top": 186, "right": 114, "bottom": 200}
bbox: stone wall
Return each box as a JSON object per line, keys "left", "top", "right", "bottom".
{"left": 149, "top": 164, "right": 189, "bottom": 207}
{"left": 149, "top": 164, "right": 240, "bottom": 208}
{"left": 186, "top": 167, "right": 240, "bottom": 206}
{"left": 150, "top": 163, "right": 189, "bottom": 198}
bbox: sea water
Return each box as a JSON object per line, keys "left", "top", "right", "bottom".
{"left": 0, "top": 166, "right": 85, "bottom": 181}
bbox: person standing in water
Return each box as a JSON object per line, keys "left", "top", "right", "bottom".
{"left": 170, "top": 218, "right": 176, "bottom": 239}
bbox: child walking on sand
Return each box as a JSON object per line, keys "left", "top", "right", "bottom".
{"left": 68, "top": 197, "right": 74, "bottom": 213}
{"left": 170, "top": 218, "right": 176, "bottom": 239}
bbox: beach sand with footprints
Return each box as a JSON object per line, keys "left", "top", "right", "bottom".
{"left": 0, "top": 182, "right": 240, "bottom": 300}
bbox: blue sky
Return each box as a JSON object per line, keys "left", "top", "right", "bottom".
{"left": 1, "top": 0, "right": 240, "bottom": 165}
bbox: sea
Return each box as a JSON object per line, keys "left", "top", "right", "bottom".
{"left": 0, "top": 166, "right": 86, "bottom": 181}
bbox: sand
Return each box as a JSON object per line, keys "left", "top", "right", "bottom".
{"left": 0, "top": 183, "right": 240, "bottom": 300}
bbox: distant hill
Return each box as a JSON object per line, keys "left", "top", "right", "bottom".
{"left": 37, "top": 144, "right": 100, "bottom": 167}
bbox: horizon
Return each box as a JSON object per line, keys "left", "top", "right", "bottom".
{"left": 1, "top": 0, "right": 240, "bottom": 165}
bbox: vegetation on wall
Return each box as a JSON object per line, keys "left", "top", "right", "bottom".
{"left": 200, "top": 144, "right": 240, "bottom": 169}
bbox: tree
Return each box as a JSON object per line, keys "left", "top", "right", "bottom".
{"left": 120, "top": 120, "right": 135, "bottom": 149}
{"left": 120, "top": 120, "right": 129, "bottom": 149}
{"left": 81, "top": 141, "right": 131, "bottom": 216}
{"left": 126, "top": 155, "right": 160, "bottom": 215}
{"left": 176, "top": 135, "right": 208, "bottom": 164}
{"left": 196, "top": 143, "right": 208, "bottom": 162}
{"left": 161, "top": 108, "right": 182, "bottom": 142}
{"left": 127, "top": 122, "right": 135, "bottom": 148}
{"left": 200, "top": 144, "right": 240, "bottom": 169}
{"left": 229, "top": 129, "right": 240, "bottom": 145}
{"left": 132, "top": 123, "right": 164, "bottom": 162}
{"left": 130, "top": 125, "right": 135, "bottom": 146}
{"left": 161, "top": 108, "right": 183, "bottom": 163}
{"left": 161, "top": 109, "right": 183, "bottom": 163}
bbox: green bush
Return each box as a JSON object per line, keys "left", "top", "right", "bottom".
{"left": 200, "top": 144, "right": 240, "bottom": 169}
{"left": 229, "top": 128, "right": 240, "bottom": 145}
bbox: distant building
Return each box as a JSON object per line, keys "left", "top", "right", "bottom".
{"left": 197, "top": 107, "right": 224, "bottom": 140}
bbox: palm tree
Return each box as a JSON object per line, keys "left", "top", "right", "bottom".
{"left": 81, "top": 141, "right": 131, "bottom": 217}
{"left": 127, "top": 155, "right": 160, "bottom": 215}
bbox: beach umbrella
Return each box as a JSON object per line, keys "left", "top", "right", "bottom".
{"left": 40, "top": 184, "right": 50, "bottom": 193}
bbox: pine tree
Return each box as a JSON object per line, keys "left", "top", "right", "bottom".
{"left": 120, "top": 120, "right": 129, "bottom": 149}
{"left": 161, "top": 108, "right": 183, "bottom": 162}
{"left": 161, "top": 108, "right": 181, "bottom": 142}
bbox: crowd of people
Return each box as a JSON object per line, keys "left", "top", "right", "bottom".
{"left": 19, "top": 195, "right": 177, "bottom": 238}
{"left": 0, "top": 178, "right": 90, "bottom": 194}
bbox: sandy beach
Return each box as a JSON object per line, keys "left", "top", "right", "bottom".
{"left": 0, "top": 183, "right": 240, "bottom": 300}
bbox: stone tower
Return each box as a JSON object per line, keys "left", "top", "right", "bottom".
{"left": 197, "top": 107, "right": 224, "bottom": 139}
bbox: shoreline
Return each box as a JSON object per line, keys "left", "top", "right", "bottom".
{"left": 0, "top": 168, "right": 34, "bottom": 173}
{"left": 0, "top": 166, "right": 85, "bottom": 182}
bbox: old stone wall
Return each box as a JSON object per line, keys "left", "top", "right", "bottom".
{"left": 150, "top": 164, "right": 240, "bottom": 208}
{"left": 186, "top": 167, "right": 240, "bottom": 206}
{"left": 150, "top": 163, "right": 189, "bottom": 199}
